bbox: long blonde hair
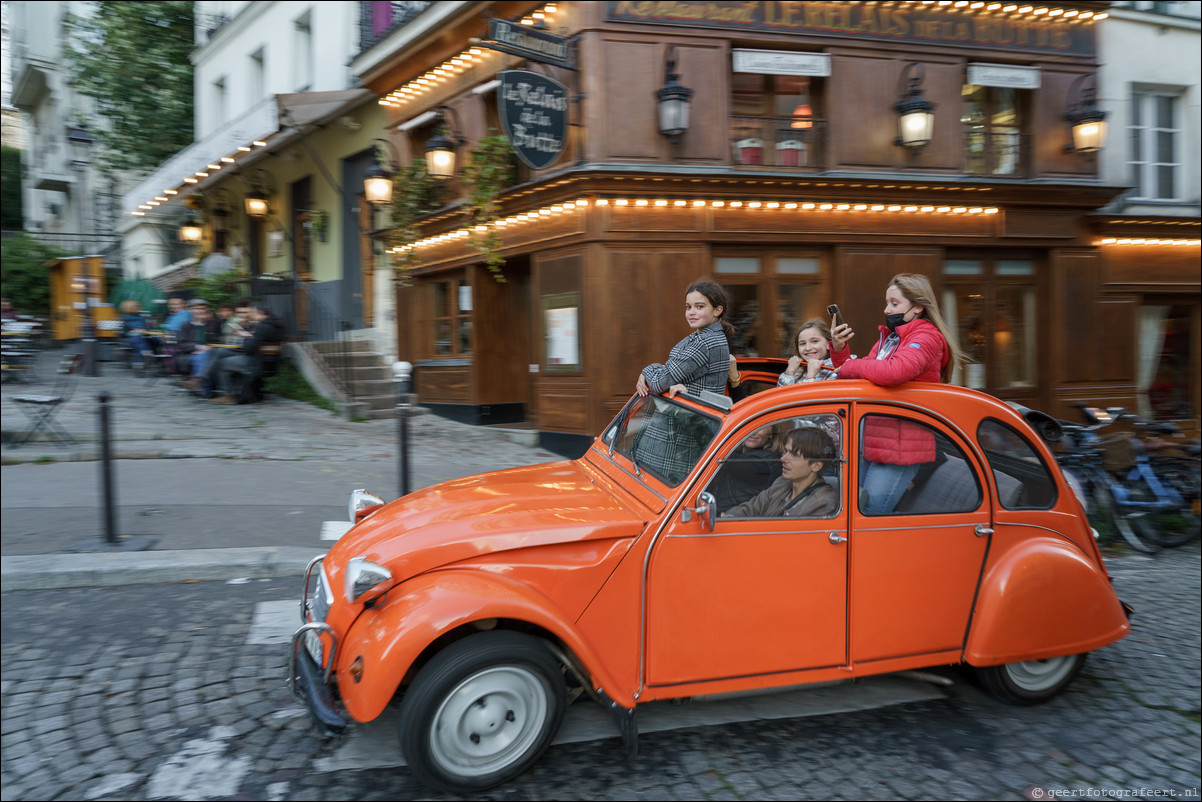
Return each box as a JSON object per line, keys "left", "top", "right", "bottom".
{"left": 889, "top": 273, "right": 965, "bottom": 382}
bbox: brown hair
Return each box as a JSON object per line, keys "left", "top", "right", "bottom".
{"left": 784, "top": 426, "right": 836, "bottom": 463}
{"left": 120, "top": 299, "right": 140, "bottom": 314}
{"left": 889, "top": 273, "right": 966, "bottom": 382}
{"left": 794, "top": 318, "right": 832, "bottom": 357}
{"left": 687, "top": 279, "right": 735, "bottom": 344}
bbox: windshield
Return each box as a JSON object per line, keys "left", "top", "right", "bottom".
{"left": 603, "top": 394, "right": 723, "bottom": 487}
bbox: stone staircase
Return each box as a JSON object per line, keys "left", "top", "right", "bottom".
{"left": 298, "top": 339, "right": 399, "bottom": 419}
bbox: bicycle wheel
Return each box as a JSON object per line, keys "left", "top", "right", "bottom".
{"left": 1141, "top": 461, "right": 1201, "bottom": 547}
{"left": 1095, "top": 483, "right": 1161, "bottom": 554}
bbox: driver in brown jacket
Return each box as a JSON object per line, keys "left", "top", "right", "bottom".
{"left": 723, "top": 426, "right": 838, "bottom": 519}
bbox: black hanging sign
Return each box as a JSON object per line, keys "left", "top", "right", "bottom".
{"left": 497, "top": 70, "right": 569, "bottom": 171}
{"left": 485, "top": 18, "right": 574, "bottom": 68}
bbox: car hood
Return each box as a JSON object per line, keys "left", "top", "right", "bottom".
{"left": 327, "top": 459, "right": 648, "bottom": 579}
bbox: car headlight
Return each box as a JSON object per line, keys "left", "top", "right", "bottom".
{"left": 344, "top": 556, "right": 393, "bottom": 605}
{"left": 348, "top": 488, "right": 385, "bottom": 523}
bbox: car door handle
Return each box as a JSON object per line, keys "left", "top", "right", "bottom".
{"left": 975, "top": 525, "right": 994, "bottom": 537}
{"left": 829, "top": 532, "right": 847, "bottom": 544}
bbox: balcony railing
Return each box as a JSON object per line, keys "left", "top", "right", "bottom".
{"left": 964, "top": 127, "right": 1031, "bottom": 178}
{"left": 358, "top": 1, "right": 433, "bottom": 52}
{"left": 730, "top": 116, "right": 827, "bottom": 171}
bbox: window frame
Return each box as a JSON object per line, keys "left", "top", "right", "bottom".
{"left": 961, "top": 83, "right": 1029, "bottom": 177}
{"left": 942, "top": 253, "right": 1041, "bottom": 399}
{"left": 429, "top": 275, "right": 472, "bottom": 358}
{"left": 713, "top": 250, "right": 828, "bottom": 359}
{"left": 1129, "top": 89, "right": 1183, "bottom": 202}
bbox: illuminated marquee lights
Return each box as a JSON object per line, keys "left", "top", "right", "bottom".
{"left": 379, "top": 4, "right": 562, "bottom": 108}
{"left": 1099, "top": 238, "right": 1201, "bottom": 247}
{"left": 391, "top": 197, "right": 1000, "bottom": 254}
{"left": 124, "top": 139, "right": 272, "bottom": 216}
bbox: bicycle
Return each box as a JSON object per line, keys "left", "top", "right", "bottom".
{"left": 1062, "top": 405, "right": 1200, "bottom": 551}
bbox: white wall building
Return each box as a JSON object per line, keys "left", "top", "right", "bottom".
{"left": 7, "top": 0, "right": 111, "bottom": 255}
{"left": 121, "top": 0, "right": 365, "bottom": 283}
{"left": 1099, "top": 0, "right": 1201, "bottom": 218}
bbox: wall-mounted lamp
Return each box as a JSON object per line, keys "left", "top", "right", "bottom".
{"left": 242, "top": 168, "right": 276, "bottom": 218}
{"left": 178, "top": 212, "right": 203, "bottom": 244}
{"left": 1064, "top": 73, "right": 1107, "bottom": 153}
{"left": 425, "top": 107, "right": 465, "bottom": 180}
{"left": 364, "top": 138, "right": 402, "bottom": 205}
{"left": 657, "top": 46, "right": 693, "bottom": 143}
{"left": 894, "top": 62, "right": 935, "bottom": 148}
{"left": 208, "top": 188, "right": 233, "bottom": 230}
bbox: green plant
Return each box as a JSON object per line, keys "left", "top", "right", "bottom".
{"left": 306, "top": 210, "right": 330, "bottom": 242}
{"left": 264, "top": 359, "right": 337, "bottom": 413}
{"left": 0, "top": 233, "right": 68, "bottom": 314}
{"left": 459, "top": 134, "right": 517, "bottom": 282}
{"left": 386, "top": 163, "right": 442, "bottom": 284}
{"left": 178, "top": 268, "right": 252, "bottom": 309}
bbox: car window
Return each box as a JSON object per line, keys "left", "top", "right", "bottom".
{"left": 717, "top": 413, "right": 842, "bottom": 519}
{"left": 977, "top": 418, "right": 1058, "bottom": 509}
{"left": 861, "top": 414, "right": 981, "bottom": 516}
{"left": 604, "top": 394, "right": 721, "bottom": 487}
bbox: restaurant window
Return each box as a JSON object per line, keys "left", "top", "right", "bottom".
{"left": 1129, "top": 90, "right": 1182, "bottom": 201}
{"left": 432, "top": 278, "right": 471, "bottom": 356}
{"left": 962, "top": 85, "right": 1027, "bottom": 177}
{"left": 1140, "top": 301, "right": 1196, "bottom": 421}
{"left": 731, "top": 73, "right": 824, "bottom": 168}
{"left": 942, "top": 257, "right": 1037, "bottom": 395}
{"left": 715, "top": 253, "right": 823, "bottom": 358}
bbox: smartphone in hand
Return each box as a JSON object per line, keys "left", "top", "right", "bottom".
{"left": 826, "top": 303, "right": 844, "bottom": 329}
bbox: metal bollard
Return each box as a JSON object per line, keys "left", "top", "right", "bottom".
{"left": 392, "top": 361, "right": 413, "bottom": 498}
{"left": 97, "top": 391, "right": 117, "bottom": 544}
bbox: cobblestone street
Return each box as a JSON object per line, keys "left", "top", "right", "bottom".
{"left": 2, "top": 543, "right": 1198, "bottom": 801}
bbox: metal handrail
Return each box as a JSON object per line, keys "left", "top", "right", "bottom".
{"left": 291, "top": 279, "right": 352, "bottom": 401}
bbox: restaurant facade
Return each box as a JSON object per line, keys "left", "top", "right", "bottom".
{"left": 352, "top": 0, "right": 1200, "bottom": 452}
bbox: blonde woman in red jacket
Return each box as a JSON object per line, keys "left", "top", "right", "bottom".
{"left": 829, "top": 273, "right": 964, "bottom": 514}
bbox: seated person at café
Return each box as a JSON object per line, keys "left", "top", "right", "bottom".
{"left": 200, "top": 300, "right": 254, "bottom": 397}
{"left": 119, "top": 299, "right": 155, "bottom": 369}
{"left": 211, "top": 302, "right": 286, "bottom": 405}
{"left": 722, "top": 426, "right": 838, "bottom": 519}
{"left": 177, "top": 299, "right": 221, "bottom": 390}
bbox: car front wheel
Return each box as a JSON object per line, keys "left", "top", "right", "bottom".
{"left": 398, "top": 631, "right": 566, "bottom": 794}
{"left": 974, "top": 653, "right": 1086, "bottom": 705}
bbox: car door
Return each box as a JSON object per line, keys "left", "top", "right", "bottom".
{"left": 644, "top": 405, "right": 850, "bottom": 688}
{"left": 848, "top": 406, "right": 992, "bottom": 665}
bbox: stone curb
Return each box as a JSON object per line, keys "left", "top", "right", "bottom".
{"left": 0, "top": 546, "right": 328, "bottom": 590}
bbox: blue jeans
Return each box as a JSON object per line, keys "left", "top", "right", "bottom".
{"left": 860, "top": 460, "right": 920, "bottom": 515}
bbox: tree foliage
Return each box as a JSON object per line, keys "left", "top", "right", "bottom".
{"left": 1, "top": 147, "right": 23, "bottom": 229}
{"left": 178, "top": 269, "right": 253, "bottom": 310}
{"left": 0, "top": 233, "right": 68, "bottom": 314}
{"left": 63, "top": 2, "right": 194, "bottom": 177}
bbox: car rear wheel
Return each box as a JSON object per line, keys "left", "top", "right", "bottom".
{"left": 398, "top": 631, "right": 566, "bottom": 794}
{"left": 974, "top": 653, "right": 1086, "bottom": 705}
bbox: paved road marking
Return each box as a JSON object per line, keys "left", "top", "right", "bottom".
{"left": 145, "top": 726, "right": 252, "bottom": 800}
{"left": 321, "top": 521, "right": 353, "bottom": 541}
{"left": 250, "top": 601, "right": 947, "bottom": 773}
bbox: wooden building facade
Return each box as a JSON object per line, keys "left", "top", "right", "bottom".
{"left": 355, "top": 1, "right": 1200, "bottom": 453}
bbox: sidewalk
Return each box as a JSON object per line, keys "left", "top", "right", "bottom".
{"left": 1, "top": 355, "right": 565, "bottom": 589}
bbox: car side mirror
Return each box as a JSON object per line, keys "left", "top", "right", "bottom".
{"left": 680, "top": 491, "right": 717, "bottom": 531}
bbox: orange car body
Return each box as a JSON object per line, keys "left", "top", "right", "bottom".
{"left": 294, "top": 379, "right": 1129, "bottom": 727}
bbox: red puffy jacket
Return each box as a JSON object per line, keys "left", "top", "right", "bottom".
{"left": 831, "top": 318, "right": 949, "bottom": 464}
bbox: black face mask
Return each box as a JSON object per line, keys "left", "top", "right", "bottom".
{"left": 884, "top": 312, "right": 909, "bottom": 331}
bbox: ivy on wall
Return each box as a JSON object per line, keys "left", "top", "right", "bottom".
{"left": 459, "top": 134, "right": 517, "bottom": 283}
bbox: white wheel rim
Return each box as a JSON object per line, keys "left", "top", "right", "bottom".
{"left": 1005, "top": 655, "right": 1077, "bottom": 692}
{"left": 428, "top": 666, "right": 549, "bottom": 778}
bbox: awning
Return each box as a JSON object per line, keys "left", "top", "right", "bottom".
{"left": 122, "top": 89, "right": 373, "bottom": 215}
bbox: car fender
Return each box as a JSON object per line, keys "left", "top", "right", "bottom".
{"left": 964, "top": 536, "right": 1129, "bottom": 666}
{"left": 335, "top": 568, "right": 629, "bottom": 723}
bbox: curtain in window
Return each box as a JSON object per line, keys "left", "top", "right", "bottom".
{"left": 1137, "top": 305, "right": 1168, "bottom": 418}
